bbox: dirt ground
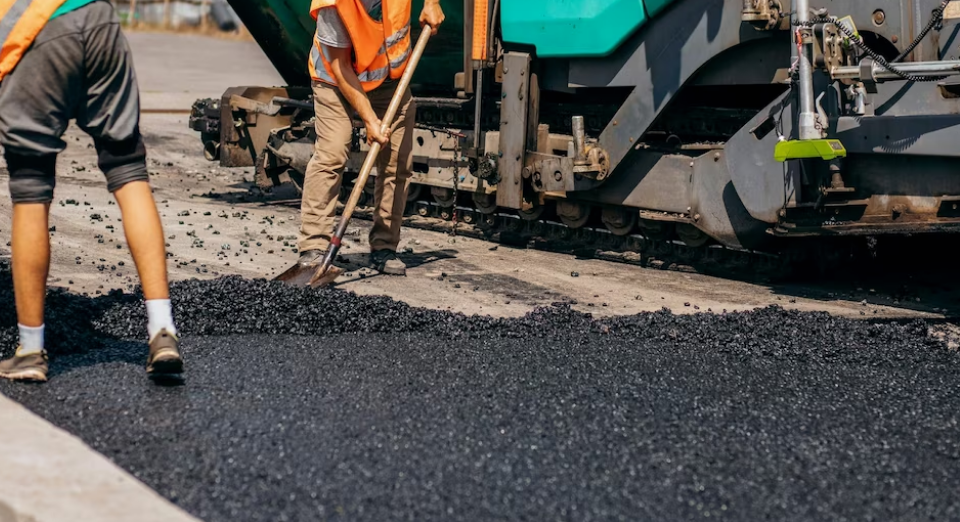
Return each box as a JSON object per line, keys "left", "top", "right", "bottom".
{"left": 0, "top": 32, "right": 956, "bottom": 321}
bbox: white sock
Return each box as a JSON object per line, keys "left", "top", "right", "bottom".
{"left": 146, "top": 299, "right": 178, "bottom": 340}
{"left": 17, "top": 324, "right": 44, "bottom": 355}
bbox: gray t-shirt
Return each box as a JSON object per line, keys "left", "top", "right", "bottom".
{"left": 315, "top": 0, "right": 383, "bottom": 48}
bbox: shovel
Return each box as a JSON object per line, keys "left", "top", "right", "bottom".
{"left": 275, "top": 25, "right": 434, "bottom": 287}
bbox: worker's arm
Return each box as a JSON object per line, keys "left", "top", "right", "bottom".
{"left": 419, "top": 0, "right": 444, "bottom": 35}
{"left": 326, "top": 45, "right": 390, "bottom": 146}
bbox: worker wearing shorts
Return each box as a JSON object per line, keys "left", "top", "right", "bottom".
{"left": 0, "top": 0, "right": 183, "bottom": 382}
{"left": 295, "top": 0, "right": 444, "bottom": 276}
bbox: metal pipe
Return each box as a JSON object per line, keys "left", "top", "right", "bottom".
{"left": 832, "top": 60, "right": 960, "bottom": 80}
{"left": 572, "top": 116, "right": 586, "bottom": 163}
{"left": 473, "top": 68, "right": 483, "bottom": 150}
{"left": 271, "top": 96, "right": 313, "bottom": 110}
{"left": 795, "top": 0, "right": 818, "bottom": 140}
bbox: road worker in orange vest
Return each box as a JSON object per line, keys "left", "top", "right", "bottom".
{"left": 293, "top": 0, "right": 444, "bottom": 276}
{"left": 0, "top": 0, "right": 182, "bottom": 382}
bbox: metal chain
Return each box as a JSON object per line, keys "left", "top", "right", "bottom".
{"left": 451, "top": 133, "right": 460, "bottom": 237}
{"left": 414, "top": 123, "right": 466, "bottom": 237}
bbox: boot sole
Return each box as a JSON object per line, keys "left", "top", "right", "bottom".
{"left": 373, "top": 262, "right": 406, "bottom": 276}
{"left": 0, "top": 369, "right": 47, "bottom": 382}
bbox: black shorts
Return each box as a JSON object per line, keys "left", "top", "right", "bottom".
{"left": 0, "top": 0, "right": 148, "bottom": 203}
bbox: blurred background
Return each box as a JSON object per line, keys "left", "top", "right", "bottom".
{"left": 114, "top": 0, "right": 248, "bottom": 37}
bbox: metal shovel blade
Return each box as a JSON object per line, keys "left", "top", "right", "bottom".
{"left": 308, "top": 264, "right": 343, "bottom": 288}
{"left": 274, "top": 262, "right": 317, "bottom": 286}
{"left": 274, "top": 263, "right": 343, "bottom": 287}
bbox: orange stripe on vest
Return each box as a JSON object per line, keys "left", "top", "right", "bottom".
{"left": 0, "top": 0, "right": 69, "bottom": 81}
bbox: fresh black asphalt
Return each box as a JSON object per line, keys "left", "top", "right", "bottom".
{"left": 1, "top": 271, "right": 959, "bottom": 521}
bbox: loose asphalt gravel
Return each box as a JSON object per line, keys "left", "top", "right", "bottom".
{"left": 1, "top": 266, "right": 959, "bottom": 521}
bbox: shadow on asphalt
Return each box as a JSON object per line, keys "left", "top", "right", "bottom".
{"left": 331, "top": 249, "right": 458, "bottom": 285}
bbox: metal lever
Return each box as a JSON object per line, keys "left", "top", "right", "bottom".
{"left": 572, "top": 116, "right": 587, "bottom": 165}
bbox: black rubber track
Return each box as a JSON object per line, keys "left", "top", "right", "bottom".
{"left": 1, "top": 267, "right": 959, "bottom": 521}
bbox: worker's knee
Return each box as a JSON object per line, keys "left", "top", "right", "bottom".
{"left": 397, "top": 153, "right": 414, "bottom": 181}
{"left": 6, "top": 152, "right": 57, "bottom": 203}
{"left": 95, "top": 132, "right": 149, "bottom": 193}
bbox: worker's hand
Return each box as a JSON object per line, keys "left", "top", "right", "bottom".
{"left": 364, "top": 118, "right": 390, "bottom": 146}
{"left": 419, "top": 0, "right": 444, "bottom": 35}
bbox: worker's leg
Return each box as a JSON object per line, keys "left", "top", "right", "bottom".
{"left": 11, "top": 202, "right": 51, "bottom": 326}
{"left": 112, "top": 180, "right": 168, "bottom": 300}
{"left": 297, "top": 82, "right": 354, "bottom": 261}
{"left": 11, "top": 203, "right": 51, "bottom": 328}
{"left": 77, "top": 2, "right": 180, "bottom": 373}
{"left": 367, "top": 84, "right": 415, "bottom": 273}
{"left": 0, "top": 9, "right": 85, "bottom": 381}
{"left": 0, "top": 198, "right": 54, "bottom": 382}
{"left": 5, "top": 156, "right": 60, "bottom": 331}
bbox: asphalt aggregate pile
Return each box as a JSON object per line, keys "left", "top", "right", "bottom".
{"left": 1, "top": 265, "right": 959, "bottom": 521}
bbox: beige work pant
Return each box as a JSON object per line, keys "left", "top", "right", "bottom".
{"left": 298, "top": 80, "right": 415, "bottom": 253}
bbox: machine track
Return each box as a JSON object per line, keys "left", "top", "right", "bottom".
{"left": 194, "top": 95, "right": 867, "bottom": 282}
{"left": 271, "top": 183, "right": 815, "bottom": 283}
{"left": 400, "top": 200, "right": 793, "bottom": 279}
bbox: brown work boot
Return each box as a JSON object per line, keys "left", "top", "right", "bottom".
{"left": 0, "top": 348, "right": 48, "bottom": 382}
{"left": 147, "top": 329, "right": 183, "bottom": 375}
{"left": 296, "top": 249, "right": 325, "bottom": 266}
{"left": 370, "top": 249, "right": 406, "bottom": 276}
{"left": 275, "top": 249, "right": 331, "bottom": 286}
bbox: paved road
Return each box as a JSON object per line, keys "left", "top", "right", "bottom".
{"left": 1, "top": 275, "right": 958, "bottom": 521}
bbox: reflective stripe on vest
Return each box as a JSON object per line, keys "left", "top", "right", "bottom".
{"left": 385, "top": 23, "right": 409, "bottom": 69}
{"left": 0, "top": 0, "right": 68, "bottom": 81}
{"left": 309, "top": 36, "right": 336, "bottom": 84}
{"left": 384, "top": 22, "right": 407, "bottom": 47}
{"left": 308, "top": 0, "right": 412, "bottom": 92}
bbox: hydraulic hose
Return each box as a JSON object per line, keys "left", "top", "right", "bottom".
{"left": 892, "top": 1, "right": 949, "bottom": 63}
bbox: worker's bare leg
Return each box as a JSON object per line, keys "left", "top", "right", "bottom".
{"left": 109, "top": 177, "right": 181, "bottom": 374}
{"left": 11, "top": 203, "right": 51, "bottom": 328}
{"left": 0, "top": 202, "right": 54, "bottom": 382}
{"left": 113, "top": 181, "right": 169, "bottom": 300}
{"left": 0, "top": 152, "right": 60, "bottom": 381}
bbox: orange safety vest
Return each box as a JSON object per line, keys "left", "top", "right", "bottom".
{"left": 0, "top": 0, "right": 67, "bottom": 81}
{"left": 308, "top": 0, "right": 411, "bottom": 92}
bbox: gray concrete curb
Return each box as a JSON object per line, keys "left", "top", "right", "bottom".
{"left": 0, "top": 394, "right": 201, "bottom": 522}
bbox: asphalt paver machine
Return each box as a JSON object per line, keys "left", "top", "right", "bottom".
{"left": 191, "top": 0, "right": 960, "bottom": 270}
